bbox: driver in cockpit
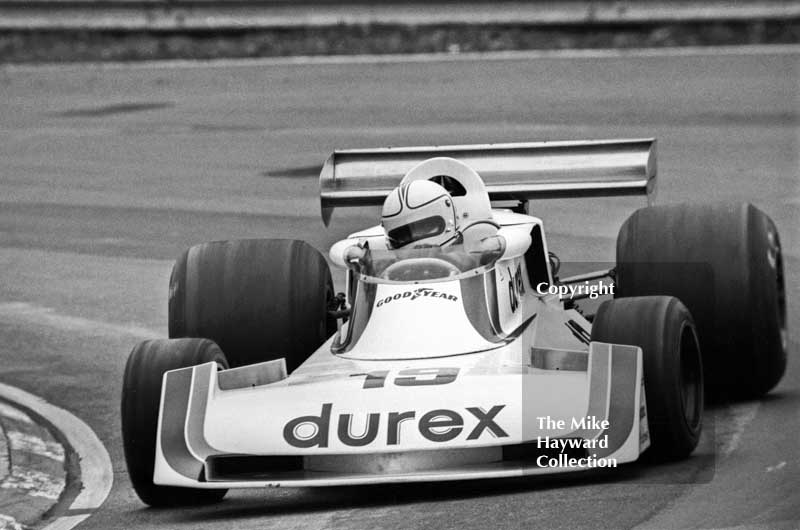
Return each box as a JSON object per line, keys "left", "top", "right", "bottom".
{"left": 382, "top": 179, "right": 460, "bottom": 249}
{"left": 342, "top": 176, "right": 504, "bottom": 265}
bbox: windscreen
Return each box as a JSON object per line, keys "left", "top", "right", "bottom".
{"left": 353, "top": 243, "right": 503, "bottom": 284}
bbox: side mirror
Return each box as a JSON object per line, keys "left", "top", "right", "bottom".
{"left": 497, "top": 226, "right": 532, "bottom": 260}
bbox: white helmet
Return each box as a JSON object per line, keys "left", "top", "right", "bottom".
{"left": 381, "top": 180, "right": 457, "bottom": 249}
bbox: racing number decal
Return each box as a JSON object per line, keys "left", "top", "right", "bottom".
{"left": 351, "top": 368, "right": 459, "bottom": 389}
{"left": 395, "top": 367, "right": 459, "bottom": 386}
{"left": 355, "top": 370, "right": 390, "bottom": 389}
{"left": 508, "top": 264, "right": 526, "bottom": 313}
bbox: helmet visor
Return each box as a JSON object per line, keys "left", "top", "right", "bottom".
{"left": 386, "top": 216, "right": 446, "bottom": 248}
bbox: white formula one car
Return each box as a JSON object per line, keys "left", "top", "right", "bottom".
{"left": 122, "top": 139, "right": 787, "bottom": 506}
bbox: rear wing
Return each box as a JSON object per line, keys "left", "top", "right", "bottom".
{"left": 319, "top": 138, "right": 656, "bottom": 225}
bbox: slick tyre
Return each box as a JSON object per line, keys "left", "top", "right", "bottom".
{"left": 592, "top": 296, "right": 703, "bottom": 461}
{"left": 169, "top": 239, "right": 336, "bottom": 370}
{"left": 616, "top": 203, "right": 787, "bottom": 398}
{"left": 121, "top": 338, "right": 228, "bottom": 507}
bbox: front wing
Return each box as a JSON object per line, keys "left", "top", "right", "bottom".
{"left": 153, "top": 342, "right": 650, "bottom": 488}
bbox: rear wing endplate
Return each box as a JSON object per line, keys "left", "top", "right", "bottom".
{"left": 319, "top": 138, "right": 656, "bottom": 225}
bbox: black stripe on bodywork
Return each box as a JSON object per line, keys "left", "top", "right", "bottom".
{"left": 505, "top": 314, "right": 537, "bottom": 341}
{"left": 593, "top": 344, "right": 638, "bottom": 457}
{"left": 564, "top": 343, "right": 611, "bottom": 440}
{"left": 160, "top": 367, "right": 205, "bottom": 480}
{"left": 186, "top": 363, "right": 221, "bottom": 458}
{"left": 566, "top": 319, "right": 591, "bottom": 345}
{"left": 557, "top": 343, "right": 638, "bottom": 458}
{"left": 552, "top": 342, "right": 639, "bottom": 458}
{"left": 554, "top": 342, "right": 639, "bottom": 457}
{"left": 161, "top": 363, "right": 226, "bottom": 481}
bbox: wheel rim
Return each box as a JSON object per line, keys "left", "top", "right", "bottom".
{"left": 679, "top": 323, "right": 703, "bottom": 432}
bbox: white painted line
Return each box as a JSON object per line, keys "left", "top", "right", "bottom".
{"left": 0, "top": 302, "right": 159, "bottom": 339}
{"left": 0, "top": 383, "right": 112, "bottom": 530}
{"left": 2, "top": 44, "right": 798, "bottom": 72}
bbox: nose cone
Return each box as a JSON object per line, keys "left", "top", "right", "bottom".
{"left": 340, "top": 281, "right": 498, "bottom": 360}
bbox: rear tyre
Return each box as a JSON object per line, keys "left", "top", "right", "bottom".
{"left": 169, "top": 239, "right": 336, "bottom": 370}
{"left": 121, "top": 338, "right": 228, "bottom": 507}
{"left": 616, "top": 202, "right": 786, "bottom": 398}
{"left": 592, "top": 296, "right": 703, "bottom": 460}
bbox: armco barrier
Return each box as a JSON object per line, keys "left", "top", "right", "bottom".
{"left": 0, "top": 0, "right": 798, "bottom": 31}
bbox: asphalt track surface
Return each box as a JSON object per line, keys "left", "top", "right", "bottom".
{"left": 1, "top": 49, "right": 798, "bottom": 529}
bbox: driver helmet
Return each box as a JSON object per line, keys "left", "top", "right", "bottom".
{"left": 381, "top": 180, "right": 458, "bottom": 249}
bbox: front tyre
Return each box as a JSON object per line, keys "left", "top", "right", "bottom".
{"left": 592, "top": 296, "right": 703, "bottom": 461}
{"left": 121, "top": 338, "right": 228, "bottom": 507}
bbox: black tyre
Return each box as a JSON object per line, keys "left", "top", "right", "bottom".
{"left": 592, "top": 296, "right": 703, "bottom": 460}
{"left": 121, "top": 338, "right": 228, "bottom": 507}
{"left": 169, "top": 239, "right": 336, "bottom": 370}
{"left": 616, "top": 202, "right": 786, "bottom": 398}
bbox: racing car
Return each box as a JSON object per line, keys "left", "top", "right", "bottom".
{"left": 121, "top": 139, "right": 787, "bottom": 506}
